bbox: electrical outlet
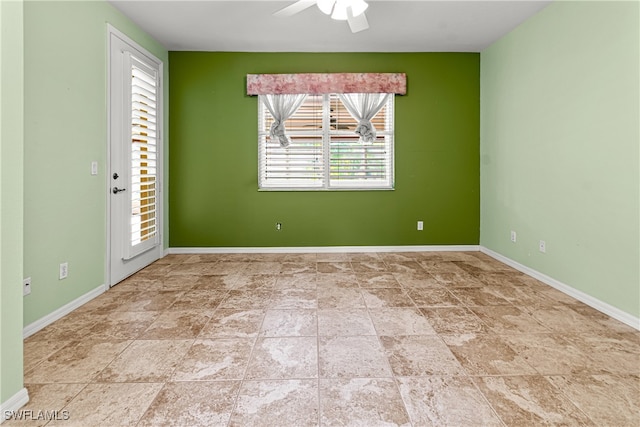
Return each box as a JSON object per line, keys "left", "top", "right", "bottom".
{"left": 59, "top": 262, "right": 68, "bottom": 280}
{"left": 539, "top": 240, "right": 546, "bottom": 253}
{"left": 23, "top": 277, "right": 31, "bottom": 296}
{"left": 510, "top": 230, "right": 517, "bottom": 243}
{"left": 276, "top": 223, "right": 282, "bottom": 231}
{"left": 417, "top": 221, "right": 424, "bottom": 231}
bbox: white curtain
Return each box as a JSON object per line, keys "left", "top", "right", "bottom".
{"left": 261, "top": 94, "right": 308, "bottom": 147}
{"left": 338, "top": 93, "right": 390, "bottom": 143}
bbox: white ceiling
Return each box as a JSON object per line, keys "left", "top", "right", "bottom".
{"left": 108, "top": 0, "right": 552, "bottom": 52}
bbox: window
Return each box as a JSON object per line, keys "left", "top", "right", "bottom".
{"left": 258, "top": 93, "right": 394, "bottom": 190}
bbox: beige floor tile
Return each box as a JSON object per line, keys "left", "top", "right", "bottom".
{"left": 319, "top": 336, "right": 392, "bottom": 378}
{"left": 546, "top": 374, "right": 640, "bottom": 426}
{"left": 2, "top": 383, "right": 85, "bottom": 427}
{"left": 503, "top": 334, "right": 602, "bottom": 375}
{"left": 379, "top": 252, "right": 421, "bottom": 262}
{"left": 275, "top": 273, "right": 317, "bottom": 289}
{"left": 351, "top": 261, "right": 388, "bottom": 272}
{"left": 168, "top": 289, "right": 227, "bottom": 310}
{"left": 25, "top": 312, "right": 99, "bottom": 342}
{"left": 398, "top": 376, "right": 503, "bottom": 426}
{"left": 355, "top": 272, "right": 401, "bottom": 288}
{"left": 47, "top": 382, "right": 163, "bottom": 427}
{"left": 115, "top": 290, "right": 184, "bottom": 312}
{"left": 16, "top": 252, "right": 640, "bottom": 427}
{"left": 317, "top": 262, "right": 353, "bottom": 273}
{"left": 95, "top": 339, "right": 192, "bottom": 382}
{"left": 385, "top": 261, "right": 425, "bottom": 274}
{"left": 569, "top": 304, "right": 640, "bottom": 333}
{"left": 140, "top": 310, "right": 211, "bottom": 339}
{"left": 392, "top": 272, "right": 441, "bottom": 288}
{"left": 441, "top": 333, "right": 538, "bottom": 376}
{"left": 317, "top": 309, "right": 376, "bottom": 336}
{"left": 431, "top": 271, "right": 484, "bottom": 287}
{"left": 362, "top": 288, "right": 415, "bottom": 308}
{"left": 380, "top": 335, "right": 465, "bottom": 376}
{"left": 316, "top": 252, "right": 349, "bottom": 262}
{"left": 86, "top": 311, "right": 160, "bottom": 340}
{"left": 138, "top": 381, "right": 240, "bottom": 427}
{"left": 260, "top": 309, "right": 317, "bottom": 337}
{"left": 280, "top": 262, "right": 317, "bottom": 274}
{"left": 233, "top": 274, "right": 278, "bottom": 291}
{"left": 242, "top": 261, "right": 282, "bottom": 275}
{"left": 348, "top": 253, "right": 381, "bottom": 262}
{"left": 474, "top": 375, "right": 596, "bottom": 426}
{"left": 316, "top": 273, "right": 359, "bottom": 288}
{"left": 198, "top": 309, "right": 265, "bottom": 338}
{"left": 25, "top": 340, "right": 131, "bottom": 383}
{"left": 230, "top": 379, "right": 318, "bottom": 427}
{"left": 448, "top": 287, "right": 511, "bottom": 306}
{"left": 320, "top": 378, "right": 411, "bottom": 426}
{"left": 470, "top": 305, "right": 551, "bottom": 334}
{"left": 194, "top": 274, "right": 239, "bottom": 290}
{"left": 218, "top": 290, "right": 273, "bottom": 309}
{"left": 407, "top": 288, "right": 462, "bottom": 307}
{"left": 317, "top": 287, "right": 365, "bottom": 309}
{"left": 562, "top": 332, "right": 640, "bottom": 374}
{"left": 420, "top": 307, "right": 490, "bottom": 334}
{"left": 525, "top": 305, "right": 610, "bottom": 333}
{"left": 369, "top": 307, "right": 436, "bottom": 336}
{"left": 245, "top": 337, "right": 317, "bottom": 379}
{"left": 172, "top": 338, "right": 253, "bottom": 381}
{"left": 270, "top": 289, "right": 317, "bottom": 309}
{"left": 283, "top": 253, "right": 318, "bottom": 262}
{"left": 23, "top": 339, "right": 72, "bottom": 373}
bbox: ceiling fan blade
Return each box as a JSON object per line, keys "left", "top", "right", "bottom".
{"left": 274, "top": 0, "right": 317, "bottom": 17}
{"left": 347, "top": 8, "right": 369, "bottom": 33}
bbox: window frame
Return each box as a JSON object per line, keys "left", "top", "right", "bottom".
{"left": 258, "top": 93, "right": 395, "bottom": 191}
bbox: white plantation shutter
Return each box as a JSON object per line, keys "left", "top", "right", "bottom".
{"left": 259, "top": 94, "right": 394, "bottom": 190}
{"left": 125, "top": 54, "right": 159, "bottom": 258}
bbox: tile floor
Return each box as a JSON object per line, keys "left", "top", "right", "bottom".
{"left": 12, "top": 251, "right": 640, "bottom": 426}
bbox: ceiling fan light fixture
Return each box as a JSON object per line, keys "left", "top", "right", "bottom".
{"left": 331, "top": 0, "right": 368, "bottom": 21}
{"left": 349, "top": 0, "right": 368, "bottom": 17}
{"left": 317, "top": 0, "right": 335, "bottom": 15}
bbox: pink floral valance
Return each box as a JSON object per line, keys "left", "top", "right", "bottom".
{"left": 246, "top": 73, "right": 406, "bottom": 95}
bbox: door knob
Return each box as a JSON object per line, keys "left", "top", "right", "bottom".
{"left": 112, "top": 187, "right": 126, "bottom": 194}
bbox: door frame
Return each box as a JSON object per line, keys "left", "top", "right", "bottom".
{"left": 106, "top": 24, "right": 164, "bottom": 287}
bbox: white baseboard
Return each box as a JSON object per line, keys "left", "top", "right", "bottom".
{"left": 0, "top": 388, "right": 29, "bottom": 425}
{"left": 480, "top": 246, "right": 640, "bottom": 331}
{"left": 23, "top": 284, "right": 106, "bottom": 339}
{"left": 168, "top": 245, "right": 480, "bottom": 254}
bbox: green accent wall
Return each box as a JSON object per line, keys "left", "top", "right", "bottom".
{"left": 480, "top": 1, "right": 640, "bottom": 317}
{"left": 170, "top": 52, "right": 480, "bottom": 247}
{"left": 23, "top": 1, "right": 168, "bottom": 325}
{"left": 0, "top": 0, "right": 25, "bottom": 404}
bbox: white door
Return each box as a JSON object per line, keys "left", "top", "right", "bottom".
{"left": 108, "top": 27, "right": 163, "bottom": 286}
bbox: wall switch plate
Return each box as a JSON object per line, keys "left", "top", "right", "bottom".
{"left": 539, "top": 240, "right": 546, "bottom": 253}
{"left": 59, "top": 262, "right": 68, "bottom": 280}
{"left": 417, "top": 221, "right": 424, "bottom": 231}
{"left": 23, "top": 277, "right": 31, "bottom": 296}
{"left": 510, "top": 230, "right": 517, "bottom": 243}
{"left": 91, "top": 161, "right": 98, "bottom": 176}
{"left": 276, "top": 223, "right": 282, "bottom": 231}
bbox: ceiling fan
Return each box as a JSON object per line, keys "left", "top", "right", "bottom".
{"left": 274, "top": 0, "right": 370, "bottom": 33}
